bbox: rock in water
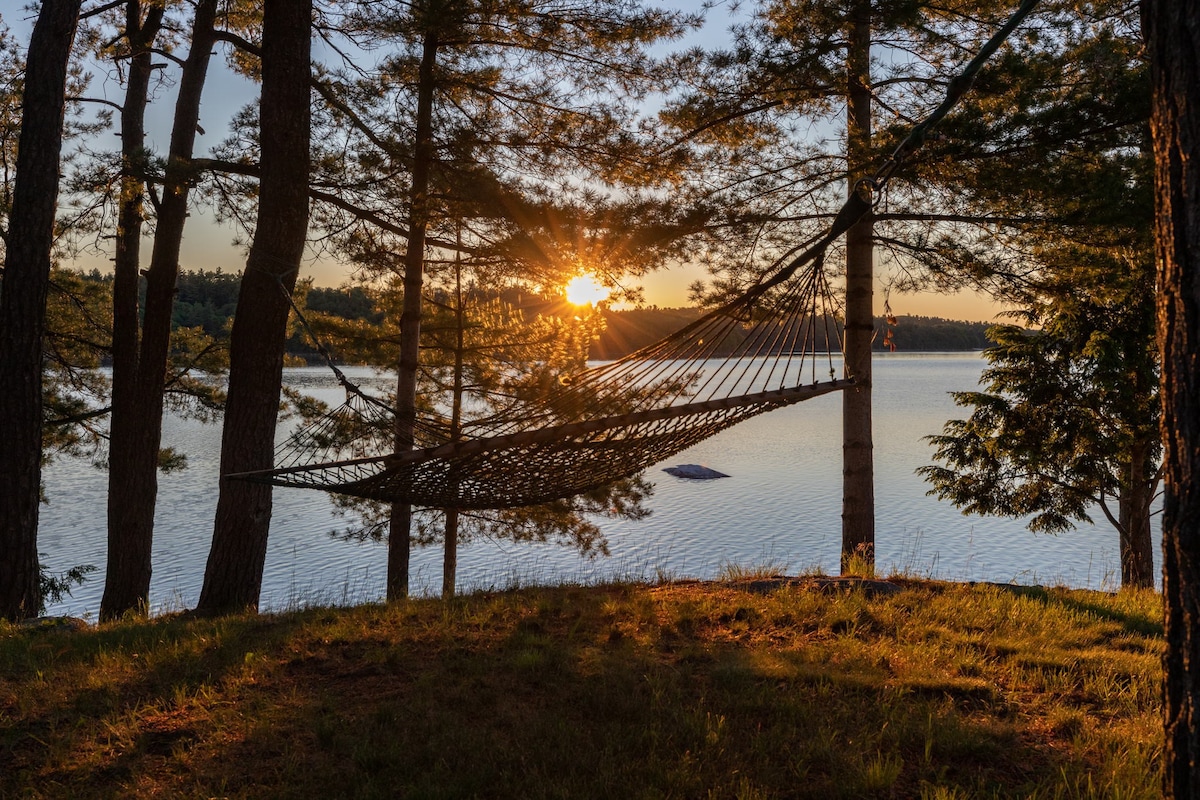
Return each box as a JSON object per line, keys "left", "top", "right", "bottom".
{"left": 663, "top": 464, "right": 730, "bottom": 480}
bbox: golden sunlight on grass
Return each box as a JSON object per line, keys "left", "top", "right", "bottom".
{"left": 564, "top": 272, "right": 609, "bottom": 306}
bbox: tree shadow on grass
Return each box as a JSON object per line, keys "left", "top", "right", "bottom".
{"left": 0, "top": 583, "right": 1161, "bottom": 798}
{"left": 0, "top": 611, "right": 308, "bottom": 794}
{"left": 165, "top": 590, "right": 1139, "bottom": 798}
{"left": 986, "top": 582, "right": 1162, "bottom": 637}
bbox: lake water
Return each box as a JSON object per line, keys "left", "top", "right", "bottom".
{"left": 37, "top": 353, "right": 1155, "bottom": 618}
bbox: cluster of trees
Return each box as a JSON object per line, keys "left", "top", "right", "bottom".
{"left": 0, "top": 0, "right": 706, "bottom": 620}
{"left": 3, "top": 0, "right": 1200, "bottom": 791}
{"left": 0, "top": 0, "right": 1161, "bottom": 605}
{"left": 0, "top": 0, "right": 1159, "bottom": 606}
{"left": 137, "top": 268, "right": 997, "bottom": 356}
{"left": 595, "top": 309, "right": 993, "bottom": 357}
{"left": 646, "top": 0, "right": 1156, "bottom": 575}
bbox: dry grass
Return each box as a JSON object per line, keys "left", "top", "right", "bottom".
{"left": 0, "top": 578, "right": 1162, "bottom": 798}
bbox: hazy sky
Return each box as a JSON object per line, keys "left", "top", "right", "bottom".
{"left": 0, "top": 0, "right": 1006, "bottom": 323}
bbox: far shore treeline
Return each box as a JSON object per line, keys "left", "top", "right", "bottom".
{"left": 128, "top": 268, "right": 994, "bottom": 361}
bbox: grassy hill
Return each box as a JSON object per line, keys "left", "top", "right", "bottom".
{"left": 1, "top": 579, "right": 1160, "bottom": 798}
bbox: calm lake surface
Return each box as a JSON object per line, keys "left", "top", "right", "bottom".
{"left": 38, "top": 353, "right": 1156, "bottom": 617}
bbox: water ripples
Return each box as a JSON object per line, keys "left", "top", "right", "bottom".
{"left": 38, "top": 354, "right": 1150, "bottom": 618}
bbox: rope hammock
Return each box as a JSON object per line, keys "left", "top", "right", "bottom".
{"left": 227, "top": 0, "right": 1040, "bottom": 510}
{"left": 233, "top": 251, "right": 848, "bottom": 509}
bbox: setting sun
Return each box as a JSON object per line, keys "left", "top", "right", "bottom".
{"left": 564, "top": 273, "right": 610, "bottom": 306}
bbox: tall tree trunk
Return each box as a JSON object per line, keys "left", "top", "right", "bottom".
{"left": 100, "top": 0, "right": 164, "bottom": 621}
{"left": 841, "top": 0, "right": 875, "bottom": 573}
{"left": 0, "top": 0, "right": 81, "bottom": 622}
{"left": 197, "top": 0, "right": 311, "bottom": 615}
{"left": 101, "top": 0, "right": 219, "bottom": 621}
{"left": 388, "top": 24, "right": 439, "bottom": 601}
{"left": 1144, "top": 0, "right": 1200, "bottom": 795}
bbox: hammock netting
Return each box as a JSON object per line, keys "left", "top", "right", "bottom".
{"left": 231, "top": 251, "right": 852, "bottom": 509}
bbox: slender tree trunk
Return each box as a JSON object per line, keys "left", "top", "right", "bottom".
{"left": 388, "top": 25, "right": 439, "bottom": 601}
{"left": 841, "top": 0, "right": 875, "bottom": 573}
{"left": 102, "top": 0, "right": 219, "bottom": 621}
{"left": 197, "top": 0, "right": 311, "bottom": 615}
{"left": 442, "top": 508, "right": 458, "bottom": 598}
{"left": 100, "top": 0, "right": 165, "bottom": 621}
{"left": 443, "top": 250, "right": 466, "bottom": 600}
{"left": 0, "top": 0, "right": 81, "bottom": 622}
{"left": 1144, "top": 0, "right": 1200, "bottom": 795}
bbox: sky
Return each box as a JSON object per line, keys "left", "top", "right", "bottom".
{"left": 0, "top": 0, "right": 1008, "bottom": 323}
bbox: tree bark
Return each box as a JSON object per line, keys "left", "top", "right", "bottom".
{"left": 1144, "top": 0, "right": 1200, "bottom": 795}
{"left": 102, "top": 0, "right": 218, "bottom": 621}
{"left": 197, "top": 0, "right": 311, "bottom": 615}
{"left": 1117, "top": 440, "right": 1155, "bottom": 590}
{"left": 841, "top": 0, "right": 875, "bottom": 573}
{"left": 388, "top": 24, "right": 439, "bottom": 601}
{"left": 442, "top": 508, "right": 458, "bottom": 598}
{"left": 443, "top": 252, "right": 466, "bottom": 600}
{"left": 100, "top": 0, "right": 164, "bottom": 621}
{"left": 0, "top": 0, "right": 81, "bottom": 622}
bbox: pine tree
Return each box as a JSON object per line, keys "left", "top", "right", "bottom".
{"left": 197, "top": 0, "right": 311, "bottom": 615}
{"left": 665, "top": 0, "right": 1009, "bottom": 571}
{"left": 307, "top": 254, "right": 652, "bottom": 598}
{"left": 0, "top": 0, "right": 82, "bottom": 621}
{"left": 305, "top": 0, "right": 699, "bottom": 597}
{"left": 921, "top": 249, "right": 1158, "bottom": 588}
{"left": 666, "top": 0, "right": 1147, "bottom": 571}
{"left": 903, "top": 1, "right": 1157, "bottom": 587}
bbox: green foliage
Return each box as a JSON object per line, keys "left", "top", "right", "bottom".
{"left": 171, "top": 272, "right": 383, "bottom": 344}
{"left": 0, "top": 19, "right": 22, "bottom": 228}
{"left": 209, "top": 0, "right": 709, "bottom": 297}
{"left": 878, "top": 316, "right": 992, "bottom": 352}
{"left": 161, "top": 324, "right": 227, "bottom": 423}
{"left": 37, "top": 559, "right": 96, "bottom": 614}
{"left": 909, "top": 1, "right": 1156, "bottom": 587}
{"left": 920, "top": 249, "right": 1158, "bottom": 542}
{"left": 172, "top": 269, "right": 241, "bottom": 337}
{"left": 34, "top": 269, "right": 227, "bottom": 480}
{"left": 156, "top": 447, "right": 188, "bottom": 474}
{"left": 41, "top": 269, "right": 112, "bottom": 464}
{"left": 662, "top": 0, "right": 1024, "bottom": 292}
{"left": 894, "top": 0, "right": 1148, "bottom": 295}
{"left": 268, "top": 0, "right": 705, "bottom": 577}
{"left": 305, "top": 285, "right": 382, "bottom": 324}
{"left": 660, "top": 0, "right": 1148, "bottom": 309}
{"left": 591, "top": 309, "right": 989, "bottom": 358}
{"left": 174, "top": 274, "right": 992, "bottom": 362}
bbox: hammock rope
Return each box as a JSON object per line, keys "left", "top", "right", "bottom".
{"left": 227, "top": 0, "right": 1042, "bottom": 510}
